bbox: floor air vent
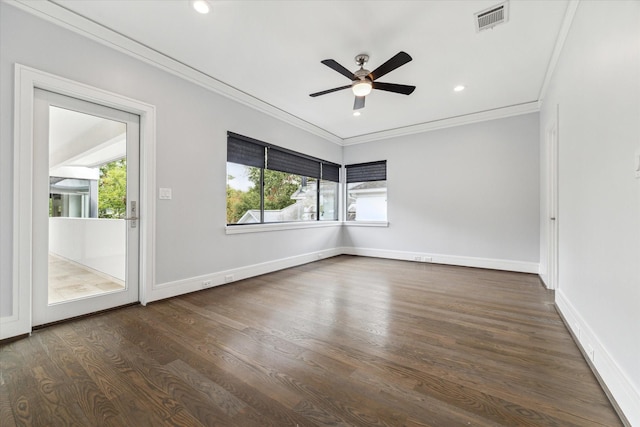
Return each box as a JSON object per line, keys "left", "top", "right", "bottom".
{"left": 475, "top": 1, "right": 509, "bottom": 32}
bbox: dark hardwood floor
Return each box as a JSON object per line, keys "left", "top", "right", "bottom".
{"left": 0, "top": 255, "right": 623, "bottom": 426}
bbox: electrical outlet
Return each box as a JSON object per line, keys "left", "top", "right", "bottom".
{"left": 423, "top": 256, "right": 433, "bottom": 263}
{"left": 574, "top": 322, "right": 581, "bottom": 339}
{"left": 413, "top": 256, "right": 422, "bottom": 262}
{"left": 586, "top": 344, "right": 595, "bottom": 361}
{"left": 224, "top": 274, "right": 234, "bottom": 283}
{"left": 202, "top": 279, "right": 213, "bottom": 288}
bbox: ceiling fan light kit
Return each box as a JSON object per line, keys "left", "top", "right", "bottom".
{"left": 352, "top": 80, "right": 372, "bottom": 97}
{"left": 310, "top": 51, "right": 416, "bottom": 111}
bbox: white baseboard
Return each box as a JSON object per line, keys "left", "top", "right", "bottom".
{"left": 539, "top": 272, "right": 550, "bottom": 288}
{"left": 556, "top": 290, "right": 639, "bottom": 427}
{"left": 147, "top": 247, "right": 342, "bottom": 303}
{"left": 149, "top": 247, "right": 538, "bottom": 303}
{"left": 129, "top": 249, "right": 640, "bottom": 425}
{"left": 340, "top": 246, "right": 540, "bottom": 274}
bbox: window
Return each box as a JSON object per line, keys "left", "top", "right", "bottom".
{"left": 346, "top": 160, "right": 387, "bottom": 221}
{"left": 226, "top": 132, "right": 340, "bottom": 225}
{"left": 48, "top": 158, "right": 127, "bottom": 219}
{"left": 320, "top": 163, "right": 340, "bottom": 221}
{"left": 49, "top": 177, "right": 93, "bottom": 218}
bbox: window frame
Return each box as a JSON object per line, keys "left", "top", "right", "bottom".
{"left": 345, "top": 160, "right": 389, "bottom": 225}
{"left": 226, "top": 132, "right": 341, "bottom": 229}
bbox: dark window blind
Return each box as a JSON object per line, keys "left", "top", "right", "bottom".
{"left": 267, "top": 148, "right": 321, "bottom": 178}
{"left": 321, "top": 163, "right": 340, "bottom": 182}
{"left": 228, "top": 131, "right": 341, "bottom": 181}
{"left": 346, "top": 160, "right": 387, "bottom": 183}
{"left": 227, "top": 132, "right": 265, "bottom": 168}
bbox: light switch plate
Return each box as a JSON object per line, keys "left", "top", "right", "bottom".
{"left": 159, "top": 187, "right": 172, "bottom": 200}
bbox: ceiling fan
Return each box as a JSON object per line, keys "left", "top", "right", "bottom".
{"left": 309, "top": 51, "right": 416, "bottom": 111}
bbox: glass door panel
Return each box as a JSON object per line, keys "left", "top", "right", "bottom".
{"left": 33, "top": 89, "right": 139, "bottom": 326}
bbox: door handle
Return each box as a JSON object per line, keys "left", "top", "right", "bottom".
{"left": 125, "top": 201, "right": 138, "bottom": 227}
{"left": 550, "top": 217, "right": 556, "bottom": 220}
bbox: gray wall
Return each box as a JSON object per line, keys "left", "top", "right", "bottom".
{"left": 539, "top": 1, "right": 640, "bottom": 423}
{"left": 343, "top": 113, "right": 540, "bottom": 265}
{"left": 0, "top": 3, "right": 342, "bottom": 315}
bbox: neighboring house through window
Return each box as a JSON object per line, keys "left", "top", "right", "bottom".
{"left": 346, "top": 160, "right": 387, "bottom": 221}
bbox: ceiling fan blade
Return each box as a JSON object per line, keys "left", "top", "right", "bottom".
{"left": 321, "top": 59, "right": 357, "bottom": 81}
{"left": 353, "top": 96, "right": 365, "bottom": 110}
{"left": 369, "top": 51, "right": 412, "bottom": 81}
{"left": 372, "top": 81, "right": 416, "bottom": 95}
{"left": 309, "top": 85, "right": 351, "bottom": 97}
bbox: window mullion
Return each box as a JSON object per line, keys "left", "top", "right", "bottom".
{"left": 260, "top": 167, "right": 265, "bottom": 223}
{"left": 260, "top": 147, "right": 266, "bottom": 223}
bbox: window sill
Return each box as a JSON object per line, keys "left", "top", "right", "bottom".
{"left": 226, "top": 221, "right": 342, "bottom": 235}
{"left": 344, "top": 221, "right": 389, "bottom": 227}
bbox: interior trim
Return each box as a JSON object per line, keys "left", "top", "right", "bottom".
{"left": 226, "top": 221, "right": 341, "bottom": 235}
{"left": 8, "top": 0, "right": 561, "bottom": 146}
{"left": 148, "top": 248, "right": 344, "bottom": 302}
{"left": 341, "top": 247, "right": 539, "bottom": 274}
{"left": 556, "top": 290, "right": 639, "bottom": 427}
{"left": 7, "top": 0, "right": 343, "bottom": 145}
{"left": 1, "top": 64, "right": 157, "bottom": 340}
{"left": 342, "top": 101, "right": 540, "bottom": 145}
{"left": 537, "top": 0, "right": 581, "bottom": 103}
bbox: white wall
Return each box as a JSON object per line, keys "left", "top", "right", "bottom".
{"left": 539, "top": 1, "right": 640, "bottom": 424}
{"left": 343, "top": 113, "right": 540, "bottom": 272}
{"left": 49, "top": 218, "right": 126, "bottom": 281}
{"left": 0, "top": 3, "right": 342, "bottom": 318}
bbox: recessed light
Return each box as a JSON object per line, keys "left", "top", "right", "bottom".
{"left": 192, "top": 0, "right": 210, "bottom": 14}
{"left": 353, "top": 111, "right": 361, "bottom": 117}
{"left": 454, "top": 85, "right": 465, "bottom": 92}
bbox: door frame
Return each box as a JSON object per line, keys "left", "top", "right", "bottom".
{"left": 3, "top": 64, "right": 156, "bottom": 339}
{"left": 32, "top": 89, "right": 141, "bottom": 326}
{"left": 545, "top": 107, "right": 559, "bottom": 290}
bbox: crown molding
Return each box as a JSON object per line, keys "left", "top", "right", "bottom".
{"left": 538, "top": 0, "right": 580, "bottom": 103}
{"left": 7, "top": 0, "right": 549, "bottom": 147}
{"left": 341, "top": 101, "right": 540, "bottom": 146}
{"left": 7, "top": 0, "right": 343, "bottom": 145}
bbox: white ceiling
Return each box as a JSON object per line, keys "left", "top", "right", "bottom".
{"left": 49, "top": 106, "right": 126, "bottom": 170}
{"left": 42, "top": 0, "right": 569, "bottom": 142}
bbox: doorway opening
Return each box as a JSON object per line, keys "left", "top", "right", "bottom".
{"left": 4, "top": 64, "right": 155, "bottom": 340}
{"left": 32, "top": 89, "right": 140, "bottom": 326}
{"left": 47, "top": 106, "right": 129, "bottom": 303}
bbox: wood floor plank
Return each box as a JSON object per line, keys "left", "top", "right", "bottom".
{"left": 62, "top": 318, "right": 206, "bottom": 427}
{"left": 0, "top": 383, "right": 17, "bottom": 427}
{"left": 126, "top": 302, "right": 315, "bottom": 426}
{"left": 0, "top": 255, "right": 623, "bottom": 426}
{"left": 111, "top": 310, "right": 278, "bottom": 427}
{"left": 42, "top": 324, "right": 151, "bottom": 427}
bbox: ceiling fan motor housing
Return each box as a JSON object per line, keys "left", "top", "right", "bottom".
{"left": 354, "top": 68, "right": 371, "bottom": 81}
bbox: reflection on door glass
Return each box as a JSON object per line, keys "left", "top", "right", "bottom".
{"left": 47, "top": 106, "right": 127, "bottom": 304}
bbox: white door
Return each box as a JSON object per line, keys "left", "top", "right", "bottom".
{"left": 32, "top": 89, "right": 140, "bottom": 326}
{"left": 547, "top": 122, "right": 559, "bottom": 290}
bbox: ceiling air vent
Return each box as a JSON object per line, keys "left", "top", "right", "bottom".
{"left": 475, "top": 1, "right": 509, "bottom": 32}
